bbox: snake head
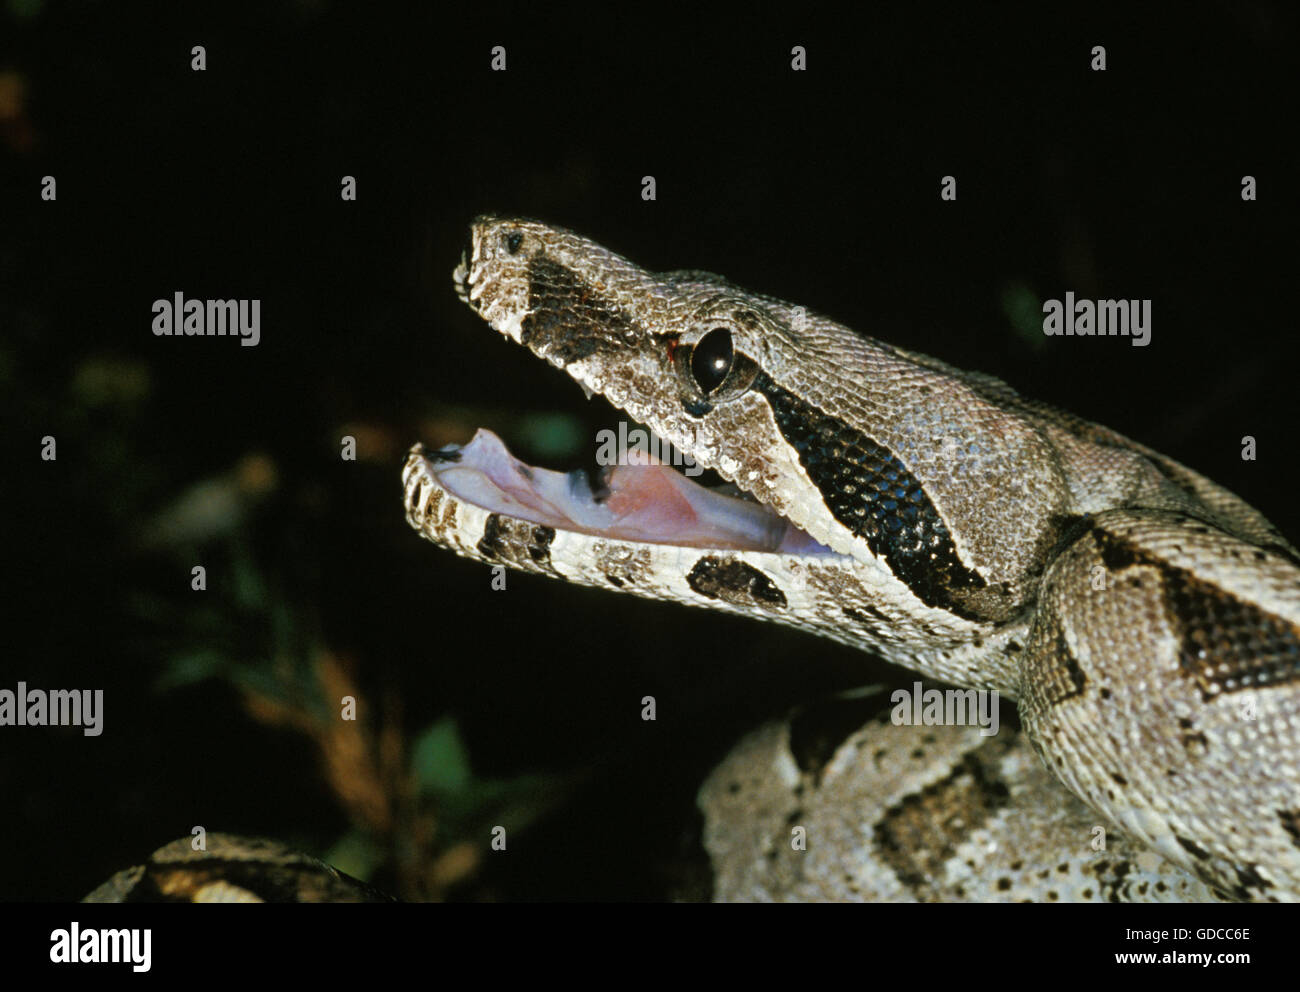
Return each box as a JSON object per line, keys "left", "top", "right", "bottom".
{"left": 444, "top": 217, "right": 1076, "bottom": 622}
{"left": 451, "top": 216, "right": 838, "bottom": 544}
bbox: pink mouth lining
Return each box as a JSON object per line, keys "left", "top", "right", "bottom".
{"left": 428, "top": 428, "right": 832, "bottom": 555}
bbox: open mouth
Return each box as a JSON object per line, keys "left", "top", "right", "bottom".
{"left": 424, "top": 242, "right": 837, "bottom": 556}
{"left": 416, "top": 427, "right": 836, "bottom": 555}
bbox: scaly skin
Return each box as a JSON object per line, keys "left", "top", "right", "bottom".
{"left": 405, "top": 216, "right": 1300, "bottom": 900}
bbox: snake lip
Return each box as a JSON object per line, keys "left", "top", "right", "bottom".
{"left": 452, "top": 249, "right": 473, "bottom": 306}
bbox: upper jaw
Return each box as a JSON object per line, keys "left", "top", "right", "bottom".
{"left": 452, "top": 236, "right": 488, "bottom": 313}
{"left": 451, "top": 222, "right": 536, "bottom": 346}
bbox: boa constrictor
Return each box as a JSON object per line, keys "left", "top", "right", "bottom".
{"left": 403, "top": 217, "right": 1300, "bottom": 902}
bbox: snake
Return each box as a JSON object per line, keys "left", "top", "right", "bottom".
{"left": 401, "top": 215, "right": 1300, "bottom": 902}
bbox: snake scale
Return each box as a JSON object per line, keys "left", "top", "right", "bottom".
{"left": 402, "top": 216, "right": 1300, "bottom": 902}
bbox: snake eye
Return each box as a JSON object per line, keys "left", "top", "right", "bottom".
{"left": 675, "top": 324, "right": 760, "bottom": 408}
{"left": 691, "top": 327, "right": 734, "bottom": 394}
{"left": 503, "top": 231, "right": 524, "bottom": 254}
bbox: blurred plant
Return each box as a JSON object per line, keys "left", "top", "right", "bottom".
{"left": 131, "top": 422, "right": 570, "bottom": 900}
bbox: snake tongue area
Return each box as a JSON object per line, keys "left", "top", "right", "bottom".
{"left": 425, "top": 428, "right": 834, "bottom": 555}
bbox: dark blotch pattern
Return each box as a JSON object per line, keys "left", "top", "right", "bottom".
{"left": 1279, "top": 810, "right": 1300, "bottom": 851}
{"left": 476, "top": 515, "right": 557, "bottom": 572}
{"left": 1032, "top": 614, "right": 1088, "bottom": 707}
{"left": 686, "top": 556, "right": 786, "bottom": 610}
{"left": 1164, "top": 564, "right": 1300, "bottom": 701}
{"left": 1229, "top": 862, "right": 1274, "bottom": 899}
{"left": 527, "top": 525, "right": 556, "bottom": 565}
{"left": 873, "top": 750, "right": 1012, "bottom": 898}
{"left": 754, "top": 373, "right": 986, "bottom": 617}
{"left": 521, "top": 257, "right": 631, "bottom": 365}
{"left": 1093, "top": 529, "right": 1300, "bottom": 702}
{"left": 1176, "top": 834, "right": 1211, "bottom": 861}
{"left": 1094, "top": 530, "right": 1138, "bottom": 571}
{"left": 476, "top": 513, "right": 508, "bottom": 560}
{"left": 1053, "top": 629, "right": 1088, "bottom": 703}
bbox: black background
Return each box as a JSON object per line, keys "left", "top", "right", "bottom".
{"left": 2, "top": 2, "right": 1296, "bottom": 901}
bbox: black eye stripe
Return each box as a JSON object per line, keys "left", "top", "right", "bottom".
{"left": 753, "top": 372, "right": 989, "bottom": 618}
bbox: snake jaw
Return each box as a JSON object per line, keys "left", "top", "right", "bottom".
{"left": 407, "top": 429, "right": 836, "bottom": 556}
{"left": 448, "top": 217, "right": 859, "bottom": 555}
{"left": 446, "top": 218, "right": 1018, "bottom": 604}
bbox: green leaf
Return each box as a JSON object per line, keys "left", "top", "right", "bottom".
{"left": 412, "top": 717, "right": 473, "bottom": 795}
